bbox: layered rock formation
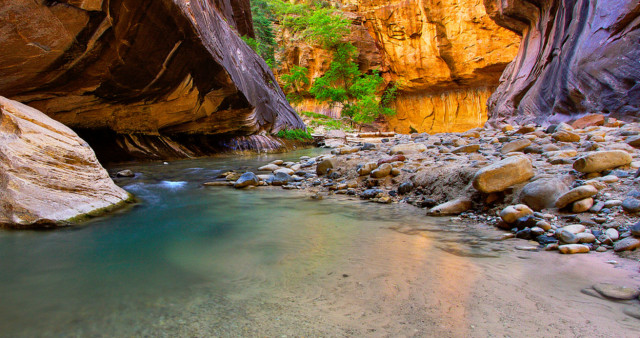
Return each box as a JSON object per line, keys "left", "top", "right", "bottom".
{"left": 0, "top": 0, "right": 304, "bottom": 160}
{"left": 485, "top": 0, "right": 640, "bottom": 126}
{"left": 276, "top": 0, "right": 519, "bottom": 133}
{"left": 358, "top": 0, "right": 520, "bottom": 133}
{"left": 0, "top": 96, "right": 131, "bottom": 228}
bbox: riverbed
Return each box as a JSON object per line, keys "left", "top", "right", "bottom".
{"left": 1, "top": 149, "right": 639, "bottom": 337}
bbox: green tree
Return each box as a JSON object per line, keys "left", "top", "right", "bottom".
{"left": 280, "top": 65, "right": 310, "bottom": 104}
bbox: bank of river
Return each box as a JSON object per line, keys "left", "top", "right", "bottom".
{"left": 1, "top": 149, "right": 639, "bottom": 337}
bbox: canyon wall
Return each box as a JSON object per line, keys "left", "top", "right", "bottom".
{"left": 485, "top": 0, "right": 640, "bottom": 126}
{"left": 276, "top": 0, "right": 520, "bottom": 133}
{"left": 0, "top": 0, "right": 304, "bottom": 160}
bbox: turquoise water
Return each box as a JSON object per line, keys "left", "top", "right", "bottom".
{"left": 2, "top": 149, "right": 639, "bottom": 337}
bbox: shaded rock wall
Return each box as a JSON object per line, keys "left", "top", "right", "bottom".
{"left": 0, "top": 96, "right": 131, "bottom": 228}
{"left": 485, "top": 0, "right": 640, "bottom": 126}
{"left": 0, "top": 0, "right": 303, "bottom": 158}
{"left": 358, "top": 0, "right": 520, "bottom": 133}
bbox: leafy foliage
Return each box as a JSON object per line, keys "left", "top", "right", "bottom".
{"left": 244, "top": 0, "right": 277, "bottom": 67}
{"left": 275, "top": 128, "right": 313, "bottom": 140}
{"left": 280, "top": 65, "right": 309, "bottom": 104}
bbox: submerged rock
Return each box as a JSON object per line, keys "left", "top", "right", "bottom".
{"left": 0, "top": 96, "right": 131, "bottom": 228}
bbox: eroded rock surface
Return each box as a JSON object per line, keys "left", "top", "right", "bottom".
{"left": 0, "top": 0, "right": 304, "bottom": 159}
{"left": 485, "top": 0, "right": 640, "bottom": 126}
{"left": 0, "top": 96, "right": 131, "bottom": 228}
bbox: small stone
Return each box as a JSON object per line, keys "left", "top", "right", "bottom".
{"left": 576, "top": 232, "right": 596, "bottom": 243}
{"left": 371, "top": 163, "right": 392, "bottom": 178}
{"left": 501, "top": 139, "right": 532, "bottom": 154}
{"left": 593, "top": 283, "right": 640, "bottom": 300}
{"left": 427, "top": 198, "right": 472, "bottom": 216}
{"left": 268, "top": 172, "right": 292, "bottom": 186}
{"left": 389, "top": 143, "right": 427, "bottom": 155}
{"left": 556, "top": 229, "right": 579, "bottom": 244}
{"left": 398, "top": 182, "right": 414, "bottom": 195}
{"left": 562, "top": 224, "right": 586, "bottom": 234}
{"left": 357, "top": 162, "right": 378, "bottom": 176}
{"left": 536, "top": 235, "right": 558, "bottom": 245}
{"left": 536, "top": 220, "right": 552, "bottom": 231}
{"left": 377, "top": 155, "right": 406, "bottom": 165}
{"left": 555, "top": 185, "right": 598, "bottom": 209}
{"left": 116, "top": 169, "right": 135, "bottom": 177}
{"left": 571, "top": 114, "right": 605, "bottom": 129}
{"left": 622, "top": 198, "right": 640, "bottom": 213}
{"left": 390, "top": 168, "right": 401, "bottom": 176}
{"left": 472, "top": 156, "right": 535, "bottom": 193}
{"left": 274, "top": 168, "right": 295, "bottom": 176}
{"left": 605, "top": 228, "right": 619, "bottom": 241}
{"left": 552, "top": 130, "right": 581, "bottom": 142}
{"left": 573, "top": 150, "right": 633, "bottom": 173}
{"left": 500, "top": 204, "right": 534, "bottom": 224}
{"left": 596, "top": 246, "right": 608, "bottom": 252}
{"left": 623, "top": 306, "right": 640, "bottom": 320}
{"left": 360, "top": 189, "right": 384, "bottom": 200}
{"left": 603, "top": 199, "right": 622, "bottom": 208}
{"left": 558, "top": 244, "right": 589, "bottom": 254}
{"left": 572, "top": 198, "right": 594, "bottom": 213}
{"left": 258, "top": 164, "right": 280, "bottom": 172}
{"left": 530, "top": 226, "right": 545, "bottom": 237}
{"left": 614, "top": 237, "right": 640, "bottom": 252}
{"left": 515, "top": 246, "right": 538, "bottom": 251}
{"left": 630, "top": 221, "right": 640, "bottom": 236}
{"left": 452, "top": 144, "right": 480, "bottom": 153}
{"left": 316, "top": 158, "right": 337, "bottom": 176}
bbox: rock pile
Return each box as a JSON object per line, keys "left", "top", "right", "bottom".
{"left": 205, "top": 116, "right": 640, "bottom": 255}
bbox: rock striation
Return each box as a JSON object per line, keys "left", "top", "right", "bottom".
{"left": 0, "top": 96, "right": 131, "bottom": 228}
{"left": 0, "top": 0, "right": 304, "bottom": 160}
{"left": 485, "top": 0, "right": 640, "bottom": 126}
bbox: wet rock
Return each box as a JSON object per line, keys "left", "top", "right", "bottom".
{"left": 573, "top": 150, "right": 633, "bottom": 173}
{"left": 360, "top": 189, "right": 384, "bottom": 200}
{"left": 371, "top": 163, "right": 392, "bottom": 178}
{"left": 116, "top": 169, "right": 135, "bottom": 178}
{"left": 515, "top": 215, "right": 538, "bottom": 230}
{"left": 427, "top": 198, "right": 473, "bottom": 216}
{"left": 501, "top": 139, "right": 532, "bottom": 154}
{"left": 555, "top": 185, "right": 598, "bottom": 209}
{"left": 234, "top": 172, "right": 259, "bottom": 189}
{"left": 536, "top": 235, "right": 558, "bottom": 245}
{"left": 614, "top": 237, "right": 640, "bottom": 252}
{"left": 472, "top": 155, "right": 535, "bottom": 193}
{"left": 398, "top": 182, "right": 414, "bottom": 195}
{"left": 515, "top": 228, "right": 531, "bottom": 239}
{"left": 536, "top": 220, "right": 552, "bottom": 231}
{"left": 520, "top": 176, "right": 571, "bottom": 211}
{"left": 258, "top": 164, "right": 280, "bottom": 172}
{"left": 203, "top": 181, "right": 233, "bottom": 187}
{"left": 360, "top": 143, "right": 376, "bottom": 151}
{"left": 572, "top": 198, "right": 594, "bottom": 213}
{"left": 389, "top": 143, "right": 427, "bottom": 155}
{"left": 268, "top": 172, "right": 292, "bottom": 186}
{"left": 500, "top": 204, "right": 534, "bottom": 224}
{"left": 593, "top": 283, "right": 640, "bottom": 300}
{"left": 316, "top": 158, "right": 337, "bottom": 176}
{"left": 558, "top": 244, "right": 590, "bottom": 254}
{"left": 622, "top": 198, "right": 640, "bottom": 213}
{"left": 274, "top": 168, "right": 295, "bottom": 176}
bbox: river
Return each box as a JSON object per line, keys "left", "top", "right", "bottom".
{"left": 1, "top": 149, "right": 639, "bottom": 337}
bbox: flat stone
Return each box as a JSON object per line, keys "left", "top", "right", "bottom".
{"left": 389, "top": 143, "right": 427, "bottom": 155}
{"left": 427, "top": 198, "right": 473, "bottom": 216}
{"left": 552, "top": 130, "right": 581, "bottom": 142}
{"left": 555, "top": 185, "right": 598, "bottom": 209}
{"left": 558, "top": 244, "right": 590, "bottom": 254}
{"left": 258, "top": 164, "right": 280, "bottom": 172}
{"left": 593, "top": 283, "right": 640, "bottom": 300}
{"left": 452, "top": 144, "right": 480, "bottom": 153}
{"left": 515, "top": 245, "right": 538, "bottom": 251}
{"left": 472, "top": 155, "right": 535, "bottom": 193}
{"left": 614, "top": 237, "right": 640, "bottom": 252}
{"left": 501, "top": 139, "right": 532, "bottom": 154}
{"left": 573, "top": 150, "right": 633, "bottom": 173}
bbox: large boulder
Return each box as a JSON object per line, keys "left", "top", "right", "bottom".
{"left": 472, "top": 155, "right": 535, "bottom": 193}
{"left": 0, "top": 97, "right": 131, "bottom": 228}
{"left": 0, "top": 0, "right": 304, "bottom": 160}
{"left": 485, "top": 0, "right": 640, "bottom": 125}
{"left": 572, "top": 150, "right": 633, "bottom": 173}
{"left": 519, "top": 176, "right": 572, "bottom": 211}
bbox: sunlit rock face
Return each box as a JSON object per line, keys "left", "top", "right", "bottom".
{"left": 358, "top": 0, "right": 520, "bottom": 133}
{"left": 0, "top": 96, "right": 131, "bottom": 228}
{"left": 485, "top": 0, "right": 640, "bottom": 126}
{"left": 0, "top": 0, "right": 303, "bottom": 158}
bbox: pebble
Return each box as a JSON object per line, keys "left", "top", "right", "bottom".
{"left": 555, "top": 185, "right": 598, "bottom": 209}
{"left": 558, "top": 244, "right": 590, "bottom": 254}
{"left": 622, "top": 197, "right": 640, "bottom": 213}
{"left": 614, "top": 237, "right": 640, "bottom": 252}
{"left": 500, "top": 204, "right": 534, "bottom": 224}
{"left": 605, "top": 228, "right": 619, "bottom": 241}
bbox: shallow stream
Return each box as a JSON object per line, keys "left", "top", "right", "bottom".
{"left": 1, "top": 149, "right": 640, "bottom": 336}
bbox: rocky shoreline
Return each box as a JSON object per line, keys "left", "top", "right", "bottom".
{"left": 202, "top": 115, "right": 640, "bottom": 260}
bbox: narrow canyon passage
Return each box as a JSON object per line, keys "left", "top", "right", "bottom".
{"left": 1, "top": 150, "right": 638, "bottom": 337}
